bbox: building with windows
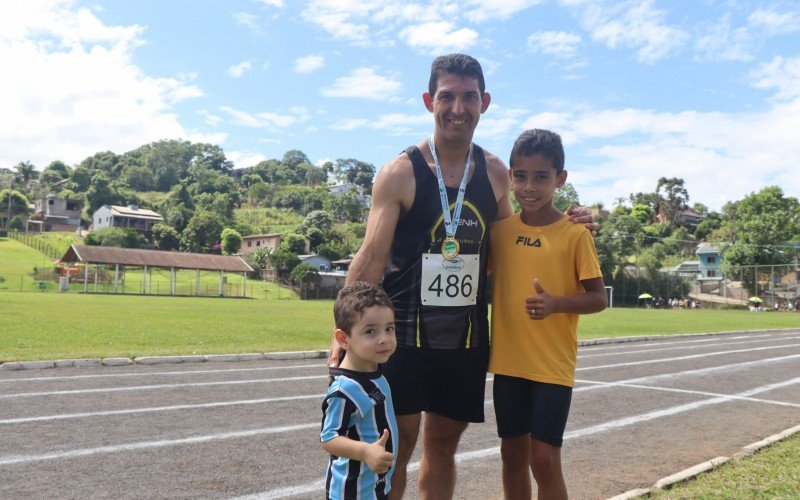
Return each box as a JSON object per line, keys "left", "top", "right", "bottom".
{"left": 92, "top": 205, "right": 164, "bottom": 237}
{"left": 31, "top": 193, "right": 83, "bottom": 231}
{"left": 696, "top": 243, "right": 723, "bottom": 279}
{"left": 240, "top": 233, "right": 282, "bottom": 254}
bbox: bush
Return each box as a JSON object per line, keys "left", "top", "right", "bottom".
{"left": 84, "top": 227, "right": 147, "bottom": 248}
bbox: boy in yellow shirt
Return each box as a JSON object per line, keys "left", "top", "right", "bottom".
{"left": 489, "top": 129, "right": 607, "bottom": 499}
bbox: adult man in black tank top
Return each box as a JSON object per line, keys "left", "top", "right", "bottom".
{"left": 328, "top": 54, "right": 597, "bottom": 499}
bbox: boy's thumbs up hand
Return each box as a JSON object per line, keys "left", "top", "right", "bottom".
{"left": 525, "top": 278, "right": 556, "bottom": 320}
{"left": 364, "top": 429, "right": 394, "bottom": 474}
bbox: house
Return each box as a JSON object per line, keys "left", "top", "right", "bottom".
{"left": 328, "top": 183, "right": 371, "bottom": 208}
{"left": 31, "top": 193, "right": 83, "bottom": 231}
{"left": 92, "top": 205, "right": 164, "bottom": 235}
{"left": 696, "top": 243, "right": 723, "bottom": 279}
{"left": 655, "top": 205, "right": 704, "bottom": 229}
{"left": 240, "top": 233, "right": 282, "bottom": 254}
{"left": 299, "top": 254, "right": 332, "bottom": 272}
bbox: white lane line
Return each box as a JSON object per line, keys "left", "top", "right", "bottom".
{"left": 4, "top": 355, "right": 792, "bottom": 425}
{"left": 0, "top": 364, "right": 326, "bottom": 383}
{"left": 576, "top": 378, "right": 800, "bottom": 408}
{"left": 577, "top": 342, "right": 800, "bottom": 371}
{"left": 0, "top": 375, "right": 326, "bottom": 399}
{"left": 578, "top": 330, "right": 796, "bottom": 352}
{"left": 0, "top": 394, "right": 321, "bottom": 425}
{"left": 236, "top": 375, "right": 800, "bottom": 499}
{"left": 579, "top": 336, "right": 800, "bottom": 359}
{"left": 575, "top": 353, "right": 800, "bottom": 393}
{"left": 0, "top": 422, "right": 319, "bottom": 467}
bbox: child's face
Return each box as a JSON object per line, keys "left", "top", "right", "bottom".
{"left": 338, "top": 305, "right": 396, "bottom": 371}
{"left": 510, "top": 153, "right": 567, "bottom": 215}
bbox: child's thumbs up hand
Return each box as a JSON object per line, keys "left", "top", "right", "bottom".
{"left": 525, "top": 279, "right": 555, "bottom": 319}
{"left": 364, "top": 429, "right": 394, "bottom": 474}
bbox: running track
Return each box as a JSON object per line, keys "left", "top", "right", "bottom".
{"left": 1, "top": 329, "right": 799, "bottom": 499}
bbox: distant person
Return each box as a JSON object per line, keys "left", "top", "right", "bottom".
{"left": 488, "top": 129, "right": 607, "bottom": 499}
{"left": 321, "top": 282, "right": 399, "bottom": 500}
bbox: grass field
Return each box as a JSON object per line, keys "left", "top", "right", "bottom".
{"left": 649, "top": 433, "right": 800, "bottom": 498}
{"left": 0, "top": 236, "right": 297, "bottom": 298}
{"left": 1, "top": 291, "right": 798, "bottom": 361}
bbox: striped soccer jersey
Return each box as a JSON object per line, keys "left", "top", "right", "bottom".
{"left": 320, "top": 368, "right": 398, "bottom": 500}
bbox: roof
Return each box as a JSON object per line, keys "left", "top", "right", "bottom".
{"left": 105, "top": 205, "right": 163, "bottom": 221}
{"left": 61, "top": 245, "right": 253, "bottom": 272}
{"left": 241, "top": 233, "right": 281, "bottom": 240}
{"left": 696, "top": 242, "right": 721, "bottom": 254}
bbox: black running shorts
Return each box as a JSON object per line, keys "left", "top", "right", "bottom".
{"left": 493, "top": 374, "right": 572, "bottom": 447}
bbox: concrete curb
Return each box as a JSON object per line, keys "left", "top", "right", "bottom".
{"left": 608, "top": 424, "right": 800, "bottom": 499}
{"left": 0, "top": 328, "right": 796, "bottom": 372}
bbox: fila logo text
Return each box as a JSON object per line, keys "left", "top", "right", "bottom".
{"left": 515, "top": 236, "right": 542, "bottom": 247}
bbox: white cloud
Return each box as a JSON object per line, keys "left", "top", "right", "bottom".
{"left": 527, "top": 31, "right": 582, "bottom": 58}
{"left": 329, "top": 113, "right": 430, "bottom": 135}
{"left": 294, "top": 54, "right": 325, "bottom": 74}
{"left": 301, "top": 1, "right": 374, "bottom": 45}
{"left": 564, "top": 0, "right": 688, "bottom": 64}
{"left": 198, "top": 109, "right": 222, "bottom": 127}
{"left": 751, "top": 56, "right": 800, "bottom": 101}
{"left": 694, "top": 14, "right": 754, "bottom": 62}
{"left": 254, "top": 0, "right": 284, "bottom": 8}
{"left": 400, "top": 21, "right": 479, "bottom": 55}
{"left": 227, "top": 60, "right": 252, "bottom": 78}
{"left": 520, "top": 96, "right": 800, "bottom": 209}
{"left": 464, "top": 0, "right": 543, "bottom": 23}
{"left": 233, "top": 12, "right": 261, "bottom": 35}
{"left": 220, "top": 105, "right": 308, "bottom": 129}
{"left": 321, "top": 68, "right": 402, "bottom": 100}
{"left": 227, "top": 150, "right": 267, "bottom": 169}
{"left": 0, "top": 1, "right": 204, "bottom": 169}
{"left": 748, "top": 7, "right": 800, "bottom": 36}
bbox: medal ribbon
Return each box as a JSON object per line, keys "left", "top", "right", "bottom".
{"left": 428, "top": 135, "right": 471, "bottom": 241}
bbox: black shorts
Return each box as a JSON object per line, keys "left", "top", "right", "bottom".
{"left": 493, "top": 375, "right": 572, "bottom": 447}
{"left": 382, "top": 346, "right": 489, "bottom": 423}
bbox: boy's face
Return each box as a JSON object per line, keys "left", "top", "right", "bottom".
{"left": 337, "top": 305, "right": 396, "bottom": 371}
{"left": 510, "top": 153, "right": 567, "bottom": 215}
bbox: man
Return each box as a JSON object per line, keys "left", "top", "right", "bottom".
{"left": 329, "top": 54, "right": 597, "bottom": 499}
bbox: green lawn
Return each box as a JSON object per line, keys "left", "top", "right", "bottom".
{"left": 1, "top": 292, "right": 798, "bottom": 361}
{"left": 649, "top": 433, "right": 800, "bottom": 499}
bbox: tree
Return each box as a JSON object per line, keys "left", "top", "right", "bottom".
{"left": 655, "top": 177, "right": 689, "bottom": 224}
{"left": 220, "top": 228, "right": 243, "bottom": 255}
{"left": 282, "top": 233, "right": 308, "bottom": 254}
{"left": 324, "top": 188, "right": 366, "bottom": 222}
{"left": 121, "top": 165, "right": 155, "bottom": 191}
{"left": 13, "top": 161, "right": 38, "bottom": 189}
{"left": 303, "top": 210, "right": 335, "bottom": 233}
{"left": 268, "top": 247, "right": 300, "bottom": 275}
{"left": 84, "top": 228, "right": 146, "bottom": 248}
{"left": 305, "top": 226, "right": 326, "bottom": 250}
{"left": 553, "top": 182, "right": 580, "bottom": 212}
{"left": 85, "top": 173, "right": 119, "bottom": 215}
{"left": 181, "top": 211, "right": 225, "bottom": 253}
{"left": 721, "top": 186, "right": 800, "bottom": 273}
{"left": 0, "top": 189, "right": 30, "bottom": 214}
{"left": 333, "top": 158, "right": 375, "bottom": 193}
{"left": 630, "top": 204, "right": 654, "bottom": 225}
{"left": 152, "top": 223, "right": 180, "bottom": 251}
{"left": 39, "top": 161, "right": 71, "bottom": 187}
{"left": 290, "top": 263, "right": 319, "bottom": 287}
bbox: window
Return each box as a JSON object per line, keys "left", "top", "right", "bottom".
{"left": 256, "top": 241, "right": 261, "bottom": 247}
{"left": 66, "top": 202, "right": 77, "bottom": 211}
{"left": 48, "top": 199, "right": 54, "bottom": 205}
{"left": 707, "top": 256, "right": 716, "bottom": 264}
{"left": 708, "top": 270, "right": 716, "bottom": 277}
{"left": 248, "top": 241, "right": 252, "bottom": 247}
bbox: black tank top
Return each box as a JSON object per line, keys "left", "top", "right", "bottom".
{"left": 382, "top": 144, "right": 497, "bottom": 350}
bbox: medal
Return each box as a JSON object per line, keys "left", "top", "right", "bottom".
{"left": 428, "top": 135, "right": 471, "bottom": 261}
{"left": 441, "top": 237, "right": 460, "bottom": 260}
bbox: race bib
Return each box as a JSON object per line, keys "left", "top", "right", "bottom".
{"left": 420, "top": 253, "right": 479, "bottom": 307}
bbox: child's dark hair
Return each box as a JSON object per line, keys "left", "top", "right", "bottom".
{"left": 429, "top": 53, "right": 485, "bottom": 97}
{"left": 509, "top": 129, "right": 565, "bottom": 174}
{"left": 334, "top": 282, "right": 394, "bottom": 334}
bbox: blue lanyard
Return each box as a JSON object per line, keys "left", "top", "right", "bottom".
{"left": 428, "top": 135, "right": 471, "bottom": 239}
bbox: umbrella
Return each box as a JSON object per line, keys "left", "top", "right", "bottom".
{"left": 638, "top": 293, "right": 653, "bottom": 299}
{"left": 748, "top": 297, "right": 763, "bottom": 303}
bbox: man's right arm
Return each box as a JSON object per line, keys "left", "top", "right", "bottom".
{"left": 328, "top": 156, "right": 411, "bottom": 367}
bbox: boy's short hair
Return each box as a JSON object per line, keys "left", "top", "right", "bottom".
{"left": 334, "top": 282, "right": 394, "bottom": 334}
{"left": 509, "top": 129, "right": 565, "bottom": 175}
{"left": 429, "top": 53, "right": 485, "bottom": 97}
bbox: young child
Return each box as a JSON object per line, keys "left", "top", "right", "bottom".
{"left": 489, "top": 129, "right": 607, "bottom": 499}
{"left": 321, "top": 281, "right": 399, "bottom": 500}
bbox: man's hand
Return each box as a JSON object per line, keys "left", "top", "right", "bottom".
{"left": 525, "top": 279, "right": 558, "bottom": 320}
{"left": 364, "top": 429, "right": 394, "bottom": 474}
{"left": 566, "top": 205, "right": 600, "bottom": 235}
{"left": 327, "top": 330, "right": 342, "bottom": 368}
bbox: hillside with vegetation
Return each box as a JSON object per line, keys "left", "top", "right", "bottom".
{"left": 1, "top": 141, "right": 798, "bottom": 301}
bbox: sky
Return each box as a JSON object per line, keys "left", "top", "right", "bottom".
{"left": 2, "top": 0, "right": 799, "bottom": 211}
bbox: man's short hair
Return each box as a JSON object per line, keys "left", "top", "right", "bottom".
{"left": 509, "top": 129, "right": 565, "bottom": 175}
{"left": 429, "top": 53, "right": 485, "bottom": 96}
{"left": 334, "top": 281, "right": 394, "bottom": 334}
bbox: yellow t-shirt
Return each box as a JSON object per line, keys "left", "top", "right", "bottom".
{"left": 488, "top": 213, "right": 602, "bottom": 387}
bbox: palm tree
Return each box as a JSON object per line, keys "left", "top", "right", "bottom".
{"left": 13, "top": 161, "right": 38, "bottom": 189}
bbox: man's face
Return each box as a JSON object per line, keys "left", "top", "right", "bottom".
{"left": 424, "top": 73, "right": 490, "bottom": 145}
